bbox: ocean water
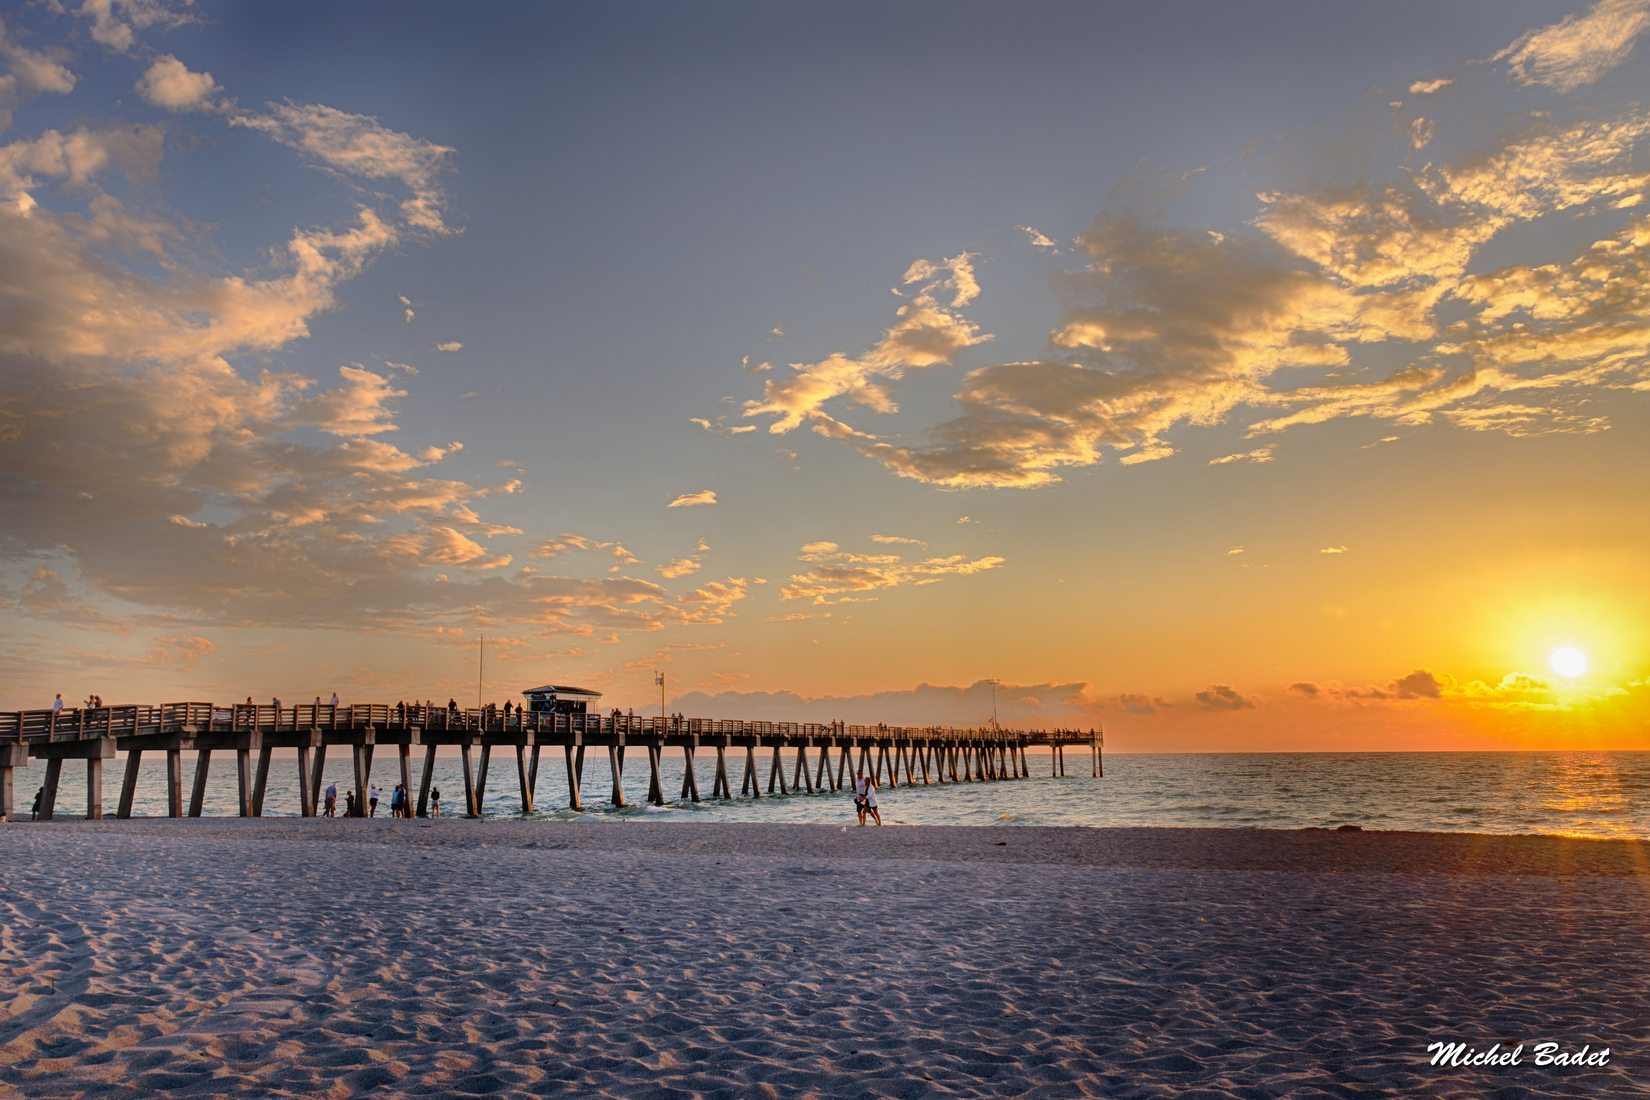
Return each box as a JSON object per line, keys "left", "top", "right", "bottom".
{"left": 16, "top": 749, "right": 1650, "bottom": 840}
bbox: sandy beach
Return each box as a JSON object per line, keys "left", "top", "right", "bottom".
{"left": 2, "top": 822, "right": 1646, "bottom": 1098}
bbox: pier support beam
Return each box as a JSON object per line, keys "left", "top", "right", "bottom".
{"left": 647, "top": 742, "right": 665, "bottom": 806}
{"left": 0, "top": 746, "right": 17, "bottom": 822}
{"left": 516, "top": 744, "right": 533, "bottom": 814}
{"left": 0, "top": 745, "right": 25, "bottom": 823}
{"left": 295, "top": 743, "right": 314, "bottom": 816}
{"left": 309, "top": 744, "right": 328, "bottom": 813}
{"left": 86, "top": 751, "right": 104, "bottom": 820}
{"left": 679, "top": 742, "right": 701, "bottom": 802}
{"left": 792, "top": 742, "right": 812, "bottom": 793}
{"left": 40, "top": 758, "right": 62, "bottom": 821}
{"left": 399, "top": 742, "right": 413, "bottom": 813}
{"left": 712, "top": 741, "right": 731, "bottom": 799}
{"left": 118, "top": 749, "right": 142, "bottom": 819}
{"left": 187, "top": 749, "right": 212, "bottom": 817}
{"left": 766, "top": 741, "right": 788, "bottom": 794}
{"left": 235, "top": 747, "right": 252, "bottom": 816}
{"left": 416, "top": 743, "right": 438, "bottom": 817}
{"left": 167, "top": 746, "right": 185, "bottom": 817}
{"left": 352, "top": 744, "right": 373, "bottom": 817}
{"left": 253, "top": 745, "right": 273, "bottom": 816}
{"left": 460, "top": 740, "right": 479, "bottom": 817}
{"left": 741, "top": 744, "right": 759, "bottom": 798}
{"left": 475, "top": 744, "right": 492, "bottom": 814}
{"left": 565, "top": 743, "right": 583, "bottom": 810}
{"left": 608, "top": 743, "right": 627, "bottom": 807}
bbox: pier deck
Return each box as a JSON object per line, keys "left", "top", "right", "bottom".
{"left": 0, "top": 703, "right": 1100, "bottom": 821}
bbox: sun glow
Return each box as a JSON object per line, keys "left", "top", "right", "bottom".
{"left": 1549, "top": 646, "right": 1588, "bottom": 679}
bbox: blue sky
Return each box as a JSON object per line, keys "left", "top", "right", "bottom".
{"left": 3, "top": 0, "right": 1648, "bottom": 749}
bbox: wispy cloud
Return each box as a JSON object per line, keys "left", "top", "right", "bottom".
{"left": 779, "top": 540, "right": 1004, "bottom": 605}
{"left": 231, "top": 100, "right": 454, "bottom": 233}
{"left": 743, "top": 253, "right": 991, "bottom": 434}
{"left": 1017, "top": 224, "right": 1058, "bottom": 251}
{"left": 1408, "top": 77, "right": 1453, "bottom": 95}
{"left": 1208, "top": 445, "right": 1275, "bottom": 466}
{"left": 1496, "top": 0, "right": 1650, "bottom": 92}
{"left": 533, "top": 534, "right": 640, "bottom": 570}
{"left": 667, "top": 490, "right": 717, "bottom": 508}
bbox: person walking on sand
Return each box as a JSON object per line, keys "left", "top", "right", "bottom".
{"left": 324, "top": 781, "right": 337, "bottom": 817}
{"left": 31, "top": 786, "right": 44, "bottom": 821}
{"left": 430, "top": 786, "right": 442, "bottom": 817}
{"left": 368, "top": 784, "right": 381, "bottom": 817}
{"left": 859, "top": 770, "right": 883, "bottom": 827}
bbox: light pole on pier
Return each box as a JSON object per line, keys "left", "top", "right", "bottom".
{"left": 655, "top": 670, "right": 665, "bottom": 722}
{"left": 989, "top": 678, "right": 1000, "bottom": 731}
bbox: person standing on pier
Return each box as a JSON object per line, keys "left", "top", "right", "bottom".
{"left": 330, "top": 692, "right": 339, "bottom": 707}
{"left": 51, "top": 693, "right": 63, "bottom": 732}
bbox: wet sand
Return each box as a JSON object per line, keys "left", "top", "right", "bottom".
{"left": 3, "top": 820, "right": 1646, "bottom": 1097}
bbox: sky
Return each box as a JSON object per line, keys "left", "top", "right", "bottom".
{"left": 2, "top": 0, "right": 1649, "bottom": 751}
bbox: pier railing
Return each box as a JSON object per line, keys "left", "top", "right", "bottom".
{"left": 0, "top": 701, "right": 1100, "bottom": 823}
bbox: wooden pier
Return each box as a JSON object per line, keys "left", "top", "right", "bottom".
{"left": 0, "top": 702, "right": 1100, "bottom": 822}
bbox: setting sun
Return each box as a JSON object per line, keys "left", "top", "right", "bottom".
{"left": 1550, "top": 646, "right": 1589, "bottom": 679}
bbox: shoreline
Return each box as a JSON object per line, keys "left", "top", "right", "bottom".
{"left": 10, "top": 818, "right": 1650, "bottom": 876}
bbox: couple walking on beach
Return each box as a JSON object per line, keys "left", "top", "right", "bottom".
{"left": 853, "top": 770, "right": 882, "bottom": 826}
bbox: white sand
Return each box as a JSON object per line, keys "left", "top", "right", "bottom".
{"left": 2, "top": 821, "right": 1646, "bottom": 1098}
